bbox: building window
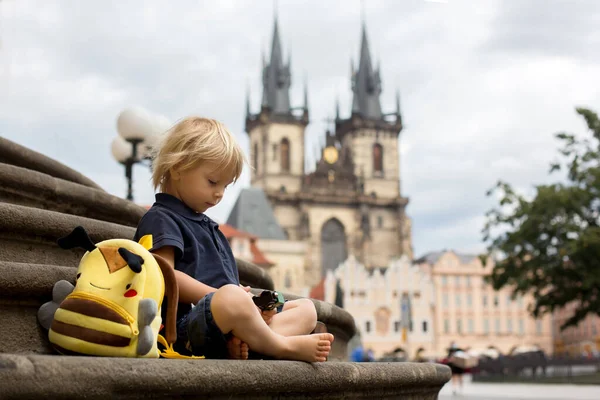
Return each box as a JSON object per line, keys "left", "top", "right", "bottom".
{"left": 443, "top": 293, "right": 449, "bottom": 308}
{"left": 373, "top": 143, "right": 383, "bottom": 174}
{"left": 468, "top": 319, "right": 474, "bottom": 333}
{"left": 507, "top": 319, "right": 513, "bottom": 333}
{"left": 467, "top": 293, "right": 473, "bottom": 307}
{"left": 280, "top": 138, "right": 290, "bottom": 172}
{"left": 422, "top": 320, "right": 428, "bottom": 333}
{"left": 365, "top": 321, "right": 371, "bottom": 333}
{"left": 495, "top": 318, "right": 501, "bottom": 334}
{"left": 518, "top": 295, "right": 524, "bottom": 307}
{"left": 377, "top": 215, "right": 383, "bottom": 228}
{"left": 394, "top": 321, "right": 400, "bottom": 332}
{"left": 284, "top": 271, "right": 292, "bottom": 288}
{"left": 483, "top": 295, "right": 488, "bottom": 307}
{"left": 457, "top": 319, "right": 462, "bottom": 334}
{"left": 253, "top": 142, "right": 259, "bottom": 173}
{"left": 455, "top": 294, "right": 461, "bottom": 307}
{"left": 484, "top": 319, "right": 489, "bottom": 334}
{"left": 493, "top": 295, "right": 499, "bottom": 307}
{"left": 455, "top": 275, "right": 460, "bottom": 286}
{"left": 519, "top": 319, "right": 524, "bottom": 335}
{"left": 444, "top": 319, "right": 450, "bottom": 334}
{"left": 466, "top": 276, "right": 471, "bottom": 287}
{"left": 507, "top": 294, "right": 512, "bottom": 307}
{"left": 441, "top": 275, "right": 447, "bottom": 286}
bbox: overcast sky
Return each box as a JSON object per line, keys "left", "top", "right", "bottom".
{"left": 1, "top": 0, "right": 599, "bottom": 258}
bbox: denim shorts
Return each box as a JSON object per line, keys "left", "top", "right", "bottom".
{"left": 174, "top": 292, "right": 229, "bottom": 359}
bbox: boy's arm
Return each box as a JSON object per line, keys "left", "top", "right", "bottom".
{"left": 152, "top": 246, "right": 217, "bottom": 304}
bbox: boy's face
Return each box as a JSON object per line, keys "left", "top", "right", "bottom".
{"left": 170, "top": 162, "right": 234, "bottom": 214}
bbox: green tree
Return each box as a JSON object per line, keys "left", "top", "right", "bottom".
{"left": 483, "top": 107, "right": 600, "bottom": 330}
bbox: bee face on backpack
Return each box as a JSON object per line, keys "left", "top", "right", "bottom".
{"left": 74, "top": 241, "right": 154, "bottom": 318}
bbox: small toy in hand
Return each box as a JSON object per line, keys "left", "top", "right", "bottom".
{"left": 252, "top": 290, "right": 285, "bottom": 311}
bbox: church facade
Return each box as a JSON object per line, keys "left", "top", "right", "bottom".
{"left": 228, "top": 16, "right": 413, "bottom": 291}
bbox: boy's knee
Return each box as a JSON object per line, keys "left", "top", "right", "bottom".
{"left": 296, "top": 298, "right": 317, "bottom": 321}
{"left": 212, "top": 284, "right": 254, "bottom": 316}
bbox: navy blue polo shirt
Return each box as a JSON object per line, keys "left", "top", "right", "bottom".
{"left": 134, "top": 193, "right": 239, "bottom": 320}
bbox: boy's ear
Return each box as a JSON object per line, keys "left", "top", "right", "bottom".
{"left": 169, "top": 167, "right": 181, "bottom": 181}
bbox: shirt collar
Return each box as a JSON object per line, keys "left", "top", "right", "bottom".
{"left": 154, "top": 193, "right": 218, "bottom": 226}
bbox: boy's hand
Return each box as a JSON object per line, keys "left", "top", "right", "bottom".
{"left": 240, "top": 285, "right": 253, "bottom": 297}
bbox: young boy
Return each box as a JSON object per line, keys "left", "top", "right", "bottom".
{"left": 134, "top": 117, "right": 333, "bottom": 362}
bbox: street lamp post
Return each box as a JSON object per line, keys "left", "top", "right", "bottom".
{"left": 111, "top": 107, "right": 170, "bottom": 202}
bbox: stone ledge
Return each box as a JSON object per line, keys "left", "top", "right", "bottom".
{"left": 0, "top": 354, "right": 450, "bottom": 399}
{"left": 0, "top": 137, "right": 103, "bottom": 190}
{"left": 0, "top": 162, "right": 145, "bottom": 226}
{"left": 0, "top": 204, "right": 275, "bottom": 291}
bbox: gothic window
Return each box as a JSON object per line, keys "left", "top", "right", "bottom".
{"left": 280, "top": 138, "right": 290, "bottom": 172}
{"left": 372, "top": 143, "right": 383, "bottom": 175}
{"left": 253, "top": 142, "right": 259, "bottom": 173}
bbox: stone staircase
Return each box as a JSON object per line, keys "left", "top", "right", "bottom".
{"left": 0, "top": 137, "right": 449, "bottom": 399}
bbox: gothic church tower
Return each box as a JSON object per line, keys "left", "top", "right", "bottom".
{"left": 235, "top": 16, "right": 413, "bottom": 291}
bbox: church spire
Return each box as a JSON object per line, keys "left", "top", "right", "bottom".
{"left": 303, "top": 78, "right": 309, "bottom": 112}
{"left": 350, "top": 20, "right": 383, "bottom": 120}
{"left": 246, "top": 84, "right": 252, "bottom": 118}
{"left": 261, "top": 12, "right": 292, "bottom": 115}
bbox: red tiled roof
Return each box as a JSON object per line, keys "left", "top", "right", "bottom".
{"left": 309, "top": 277, "right": 326, "bottom": 301}
{"left": 250, "top": 241, "right": 274, "bottom": 267}
{"left": 219, "top": 224, "right": 255, "bottom": 239}
{"left": 219, "top": 224, "right": 273, "bottom": 268}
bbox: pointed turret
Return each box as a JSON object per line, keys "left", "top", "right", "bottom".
{"left": 303, "top": 79, "right": 309, "bottom": 113}
{"left": 261, "top": 14, "right": 292, "bottom": 115}
{"left": 396, "top": 89, "right": 402, "bottom": 123}
{"left": 246, "top": 85, "right": 252, "bottom": 118}
{"left": 350, "top": 21, "right": 383, "bottom": 120}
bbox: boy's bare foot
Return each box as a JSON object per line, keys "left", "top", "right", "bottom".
{"left": 284, "top": 333, "right": 334, "bottom": 363}
{"left": 227, "top": 336, "right": 249, "bottom": 360}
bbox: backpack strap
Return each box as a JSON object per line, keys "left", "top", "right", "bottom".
{"left": 152, "top": 253, "right": 205, "bottom": 360}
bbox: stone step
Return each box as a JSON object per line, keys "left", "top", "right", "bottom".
{"left": 0, "top": 137, "right": 102, "bottom": 190}
{"left": 0, "top": 162, "right": 145, "bottom": 226}
{"left": 0, "top": 353, "right": 450, "bottom": 399}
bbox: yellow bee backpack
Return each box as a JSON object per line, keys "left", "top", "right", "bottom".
{"left": 37, "top": 226, "right": 193, "bottom": 359}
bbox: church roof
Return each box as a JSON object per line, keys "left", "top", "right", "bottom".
{"left": 351, "top": 22, "right": 383, "bottom": 120}
{"left": 226, "top": 188, "right": 287, "bottom": 240}
{"left": 261, "top": 16, "right": 292, "bottom": 115}
{"left": 414, "top": 250, "right": 478, "bottom": 265}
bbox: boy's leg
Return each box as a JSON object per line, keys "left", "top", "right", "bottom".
{"left": 210, "top": 285, "right": 333, "bottom": 363}
{"left": 268, "top": 298, "right": 318, "bottom": 337}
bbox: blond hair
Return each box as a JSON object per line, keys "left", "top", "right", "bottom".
{"left": 151, "top": 117, "right": 246, "bottom": 190}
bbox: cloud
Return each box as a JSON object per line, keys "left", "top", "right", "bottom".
{"left": 1, "top": 0, "right": 599, "bottom": 259}
{"left": 481, "top": 0, "right": 600, "bottom": 63}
